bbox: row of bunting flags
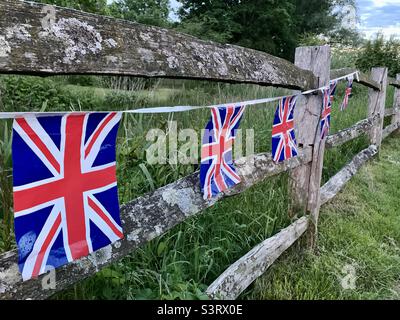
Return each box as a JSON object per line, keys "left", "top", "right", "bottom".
{"left": 200, "top": 74, "right": 354, "bottom": 198}
{"left": 1, "top": 72, "right": 356, "bottom": 280}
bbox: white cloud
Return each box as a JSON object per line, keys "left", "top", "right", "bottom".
{"left": 372, "top": 0, "right": 400, "bottom": 7}
{"left": 360, "top": 22, "right": 400, "bottom": 39}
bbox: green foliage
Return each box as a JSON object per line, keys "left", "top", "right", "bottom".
{"left": 0, "top": 76, "right": 68, "bottom": 112}
{"left": 0, "top": 76, "right": 110, "bottom": 113}
{"left": 331, "top": 47, "right": 359, "bottom": 69}
{"left": 356, "top": 34, "right": 400, "bottom": 77}
{"left": 0, "top": 121, "right": 13, "bottom": 252}
{"left": 33, "top": 0, "right": 171, "bottom": 27}
{"left": 33, "top": 0, "right": 110, "bottom": 15}
{"left": 104, "top": 90, "right": 150, "bottom": 110}
{"left": 298, "top": 34, "right": 329, "bottom": 47}
{"left": 63, "top": 75, "right": 103, "bottom": 88}
{"left": 175, "top": 14, "right": 238, "bottom": 44}
{"left": 329, "top": 28, "right": 364, "bottom": 47}
{"left": 110, "top": 0, "right": 171, "bottom": 27}
{"left": 177, "top": 0, "right": 340, "bottom": 60}
{"left": 293, "top": 0, "right": 337, "bottom": 36}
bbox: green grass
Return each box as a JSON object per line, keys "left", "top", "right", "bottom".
{"left": 0, "top": 74, "right": 399, "bottom": 300}
{"left": 245, "top": 132, "right": 400, "bottom": 300}
{"left": 62, "top": 84, "right": 181, "bottom": 106}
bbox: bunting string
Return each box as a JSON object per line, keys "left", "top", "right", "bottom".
{"left": 0, "top": 71, "right": 359, "bottom": 120}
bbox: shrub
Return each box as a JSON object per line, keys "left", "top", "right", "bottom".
{"left": 64, "top": 75, "right": 103, "bottom": 87}
{"left": 0, "top": 75, "right": 109, "bottom": 113}
{"left": 0, "top": 75, "right": 69, "bottom": 112}
{"left": 105, "top": 91, "right": 150, "bottom": 110}
{"left": 356, "top": 34, "right": 400, "bottom": 77}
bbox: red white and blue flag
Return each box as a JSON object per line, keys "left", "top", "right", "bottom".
{"left": 340, "top": 77, "right": 354, "bottom": 111}
{"left": 12, "top": 113, "right": 123, "bottom": 280}
{"left": 330, "top": 80, "right": 338, "bottom": 103}
{"left": 200, "top": 105, "right": 245, "bottom": 199}
{"left": 271, "top": 96, "right": 298, "bottom": 163}
{"left": 320, "top": 88, "right": 332, "bottom": 140}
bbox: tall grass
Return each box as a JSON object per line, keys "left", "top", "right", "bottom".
{"left": 0, "top": 73, "right": 396, "bottom": 299}
{"left": 247, "top": 133, "right": 400, "bottom": 300}
{"left": 0, "top": 121, "right": 13, "bottom": 251}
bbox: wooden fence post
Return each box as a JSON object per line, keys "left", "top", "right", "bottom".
{"left": 368, "top": 67, "right": 388, "bottom": 148}
{"left": 392, "top": 74, "right": 400, "bottom": 129}
{"left": 289, "top": 46, "right": 331, "bottom": 250}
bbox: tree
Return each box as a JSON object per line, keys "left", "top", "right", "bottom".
{"left": 33, "top": 0, "right": 110, "bottom": 15}
{"left": 293, "top": 0, "right": 337, "bottom": 36}
{"left": 177, "top": 0, "right": 344, "bottom": 60}
{"left": 33, "top": 0, "right": 171, "bottom": 27}
{"left": 110, "top": 0, "right": 171, "bottom": 28}
{"left": 356, "top": 34, "right": 400, "bottom": 77}
{"left": 233, "top": 1, "right": 297, "bottom": 58}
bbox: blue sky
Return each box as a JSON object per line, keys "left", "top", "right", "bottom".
{"left": 169, "top": 0, "right": 181, "bottom": 21}
{"left": 357, "top": 0, "right": 400, "bottom": 38}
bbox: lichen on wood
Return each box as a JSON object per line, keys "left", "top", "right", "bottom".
{"left": 325, "top": 115, "right": 379, "bottom": 149}
{"left": 382, "top": 122, "right": 399, "bottom": 140}
{"left": 385, "top": 108, "right": 395, "bottom": 117}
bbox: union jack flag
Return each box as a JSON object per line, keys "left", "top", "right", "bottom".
{"left": 330, "top": 80, "right": 338, "bottom": 103}
{"left": 272, "top": 96, "right": 298, "bottom": 163}
{"left": 12, "top": 113, "right": 123, "bottom": 280}
{"left": 340, "top": 77, "right": 354, "bottom": 111}
{"left": 320, "top": 88, "right": 332, "bottom": 140}
{"left": 200, "top": 105, "right": 245, "bottom": 199}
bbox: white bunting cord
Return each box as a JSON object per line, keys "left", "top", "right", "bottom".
{"left": 0, "top": 71, "right": 359, "bottom": 119}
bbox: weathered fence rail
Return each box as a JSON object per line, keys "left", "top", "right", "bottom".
{"left": 325, "top": 115, "right": 379, "bottom": 149}
{"left": 0, "top": 1, "right": 316, "bottom": 90}
{"left": 331, "top": 68, "right": 382, "bottom": 91}
{"left": 1, "top": 0, "right": 400, "bottom": 300}
{"left": 390, "top": 80, "right": 400, "bottom": 89}
{"left": 320, "top": 145, "right": 378, "bottom": 206}
{"left": 206, "top": 216, "right": 309, "bottom": 300}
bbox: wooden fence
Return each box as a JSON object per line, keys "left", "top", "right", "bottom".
{"left": 0, "top": 1, "right": 400, "bottom": 300}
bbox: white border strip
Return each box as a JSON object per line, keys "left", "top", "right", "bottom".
{"left": 0, "top": 72, "right": 359, "bottom": 119}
